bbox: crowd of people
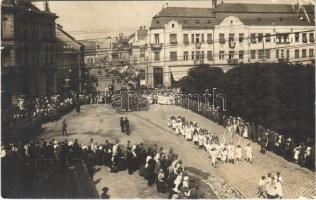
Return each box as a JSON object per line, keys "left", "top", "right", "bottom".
{"left": 168, "top": 116, "right": 253, "bottom": 168}
{"left": 181, "top": 97, "right": 315, "bottom": 171}
{"left": 258, "top": 172, "right": 283, "bottom": 199}
{"left": 2, "top": 94, "right": 94, "bottom": 144}
{"left": 223, "top": 116, "right": 314, "bottom": 170}
{"left": 1, "top": 138, "right": 204, "bottom": 199}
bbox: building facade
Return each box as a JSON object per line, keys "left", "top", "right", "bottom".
{"left": 55, "top": 24, "right": 84, "bottom": 97}
{"left": 148, "top": 3, "right": 314, "bottom": 87}
{"left": 127, "top": 26, "right": 149, "bottom": 85}
{"left": 1, "top": 0, "right": 58, "bottom": 106}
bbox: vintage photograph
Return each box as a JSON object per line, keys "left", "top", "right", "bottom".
{"left": 1, "top": 0, "right": 315, "bottom": 199}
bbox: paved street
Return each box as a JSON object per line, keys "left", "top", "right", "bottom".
{"left": 38, "top": 104, "right": 315, "bottom": 198}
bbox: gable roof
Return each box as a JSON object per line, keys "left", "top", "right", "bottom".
{"left": 151, "top": 7, "right": 216, "bottom": 29}
{"left": 156, "top": 7, "right": 215, "bottom": 18}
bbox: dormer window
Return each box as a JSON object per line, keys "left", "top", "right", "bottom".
{"left": 207, "top": 20, "right": 211, "bottom": 24}
{"left": 183, "top": 20, "right": 188, "bottom": 24}
{"left": 172, "top": 24, "right": 175, "bottom": 28}
{"left": 230, "top": 20, "right": 233, "bottom": 25}
{"left": 196, "top": 20, "right": 200, "bottom": 24}
{"left": 156, "top": 20, "right": 160, "bottom": 24}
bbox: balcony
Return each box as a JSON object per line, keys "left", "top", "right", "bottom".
{"left": 150, "top": 43, "right": 162, "bottom": 50}
{"left": 227, "top": 58, "right": 238, "bottom": 64}
{"left": 195, "top": 43, "right": 201, "bottom": 49}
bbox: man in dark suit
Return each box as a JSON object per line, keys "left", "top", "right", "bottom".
{"left": 120, "top": 117, "right": 125, "bottom": 133}
{"left": 124, "top": 117, "right": 130, "bottom": 135}
{"left": 62, "top": 119, "right": 67, "bottom": 137}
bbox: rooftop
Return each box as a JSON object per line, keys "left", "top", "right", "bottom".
{"left": 150, "top": 3, "right": 314, "bottom": 29}
{"left": 215, "top": 3, "right": 314, "bottom": 13}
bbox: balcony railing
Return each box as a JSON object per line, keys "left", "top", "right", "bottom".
{"left": 227, "top": 58, "right": 238, "bottom": 64}
{"left": 150, "top": 43, "right": 163, "bottom": 50}
{"left": 195, "top": 43, "right": 201, "bottom": 49}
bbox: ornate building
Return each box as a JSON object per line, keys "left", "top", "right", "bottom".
{"left": 1, "top": 0, "right": 58, "bottom": 106}
{"left": 147, "top": 2, "right": 314, "bottom": 87}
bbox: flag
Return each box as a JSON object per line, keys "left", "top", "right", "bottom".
{"left": 303, "top": 7, "right": 311, "bottom": 23}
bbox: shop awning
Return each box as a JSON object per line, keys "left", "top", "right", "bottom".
{"left": 169, "top": 66, "right": 194, "bottom": 81}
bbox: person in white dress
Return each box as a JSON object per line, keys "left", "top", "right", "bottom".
{"left": 243, "top": 124, "right": 249, "bottom": 138}
{"left": 245, "top": 143, "right": 253, "bottom": 163}
{"left": 275, "top": 180, "right": 283, "bottom": 199}
{"left": 227, "top": 143, "right": 235, "bottom": 164}
{"left": 235, "top": 145, "right": 242, "bottom": 164}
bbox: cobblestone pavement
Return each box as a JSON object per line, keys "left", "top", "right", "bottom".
{"left": 39, "top": 104, "right": 315, "bottom": 199}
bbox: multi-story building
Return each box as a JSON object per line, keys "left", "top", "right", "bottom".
{"left": 127, "top": 26, "right": 149, "bottom": 85}
{"left": 55, "top": 24, "right": 84, "bottom": 97}
{"left": 149, "top": 7, "right": 216, "bottom": 87}
{"left": 148, "top": 2, "right": 314, "bottom": 88}
{"left": 1, "top": 0, "right": 58, "bottom": 106}
{"left": 82, "top": 40, "right": 97, "bottom": 67}
{"left": 213, "top": 3, "right": 314, "bottom": 66}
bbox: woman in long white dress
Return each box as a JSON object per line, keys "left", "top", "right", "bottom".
{"left": 227, "top": 143, "right": 235, "bottom": 164}
{"left": 245, "top": 143, "right": 253, "bottom": 163}
{"left": 243, "top": 124, "right": 249, "bottom": 138}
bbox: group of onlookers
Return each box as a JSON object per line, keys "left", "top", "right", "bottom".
{"left": 1, "top": 138, "right": 203, "bottom": 199}
{"left": 181, "top": 98, "right": 315, "bottom": 171}
{"left": 168, "top": 116, "right": 253, "bottom": 168}
{"left": 258, "top": 172, "right": 283, "bottom": 199}
{"left": 223, "top": 116, "right": 314, "bottom": 170}
{"left": 2, "top": 94, "right": 94, "bottom": 143}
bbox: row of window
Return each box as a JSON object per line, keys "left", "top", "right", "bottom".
{"left": 155, "top": 33, "right": 213, "bottom": 45}
{"left": 153, "top": 32, "right": 314, "bottom": 45}
{"left": 157, "top": 48, "right": 314, "bottom": 62}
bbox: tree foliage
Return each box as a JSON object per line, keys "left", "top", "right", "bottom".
{"left": 177, "top": 63, "right": 315, "bottom": 140}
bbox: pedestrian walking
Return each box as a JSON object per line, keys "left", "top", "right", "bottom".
{"left": 120, "top": 117, "right": 125, "bottom": 133}
{"left": 124, "top": 117, "right": 130, "bottom": 135}
{"left": 62, "top": 119, "right": 67, "bottom": 137}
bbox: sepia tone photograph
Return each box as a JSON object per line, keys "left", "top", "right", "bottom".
{"left": 1, "top": 0, "right": 315, "bottom": 199}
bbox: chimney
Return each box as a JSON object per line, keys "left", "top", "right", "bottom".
{"left": 44, "top": 0, "right": 50, "bottom": 12}
{"left": 212, "top": 0, "right": 217, "bottom": 8}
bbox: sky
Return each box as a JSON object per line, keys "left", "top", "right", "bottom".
{"left": 34, "top": 0, "right": 313, "bottom": 40}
